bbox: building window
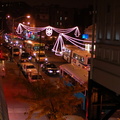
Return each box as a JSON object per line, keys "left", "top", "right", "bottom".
{"left": 56, "top": 22, "right": 59, "bottom": 25}
{"left": 111, "top": 50, "right": 119, "bottom": 64}
{"left": 106, "top": 24, "right": 111, "bottom": 40}
{"left": 60, "top": 22, "right": 62, "bottom": 26}
{"left": 114, "top": 24, "right": 120, "bottom": 41}
{"left": 104, "top": 49, "right": 110, "bottom": 61}
{"left": 65, "top": 17, "right": 67, "bottom": 20}
{"left": 60, "top": 17, "right": 62, "bottom": 20}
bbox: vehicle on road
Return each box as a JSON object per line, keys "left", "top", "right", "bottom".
{"left": 12, "top": 47, "right": 20, "bottom": 56}
{"left": 0, "top": 58, "right": 5, "bottom": 77}
{"left": 34, "top": 53, "right": 48, "bottom": 63}
{"left": 41, "top": 62, "right": 60, "bottom": 76}
{"left": 23, "top": 40, "right": 45, "bottom": 57}
{"left": 17, "top": 59, "right": 30, "bottom": 68}
{"left": 19, "top": 52, "right": 32, "bottom": 61}
{"left": 28, "top": 72, "right": 44, "bottom": 83}
{"left": 21, "top": 62, "right": 38, "bottom": 76}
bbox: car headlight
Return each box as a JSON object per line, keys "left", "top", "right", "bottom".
{"left": 45, "top": 58, "right": 48, "bottom": 61}
{"left": 48, "top": 70, "right": 53, "bottom": 73}
{"left": 28, "top": 56, "right": 32, "bottom": 60}
{"left": 56, "top": 70, "right": 60, "bottom": 73}
{"left": 33, "top": 53, "right": 36, "bottom": 56}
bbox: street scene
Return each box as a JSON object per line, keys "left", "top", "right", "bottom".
{"left": 1, "top": 0, "right": 120, "bottom": 120}
{"left": 0, "top": 45, "right": 86, "bottom": 120}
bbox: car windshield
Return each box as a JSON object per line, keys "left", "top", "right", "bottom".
{"left": 26, "top": 65, "right": 35, "bottom": 69}
{"left": 46, "top": 64, "right": 57, "bottom": 68}
{"left": 31, "top": 75, "right": 42, "bottom": 79}
{"left": 21, "top": 53, "right": 30, "bottom": 58}
{"left": 37, "top": 54, "right": 45, "bottom": 57}
{"left": 13, "top": 48, "right": 19, "bottom": 52}
{"left": 20, "top": 60, "right": 29, "bottom": 62}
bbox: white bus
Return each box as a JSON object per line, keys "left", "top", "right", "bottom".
{"left": 71, "top": 49, "right": 92, "bottom": 71}
{"left": 23, "top": 40, "right": 45, "bottom": 57}
{"left": 63, "top": 44, "right": 79, "bottom": 63}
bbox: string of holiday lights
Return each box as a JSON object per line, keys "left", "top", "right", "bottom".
{"left": 52, "top": 34, "right": 65, "bottom": 56}
{"left": 51, "top": 33, "right": 93, "bottom": 56}
{"left": 16, "top": 23, "right": 80, "bottom": 37}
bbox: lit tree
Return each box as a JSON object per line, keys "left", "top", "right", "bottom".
{"left": 18, "top": 78, "right": 85, "bottom": 120}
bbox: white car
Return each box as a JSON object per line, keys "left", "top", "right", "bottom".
{"left": 21, "top": 62, "right": 38, "bottom": 76}
{"left": 35, "top": 54, "right": 48, "bottom": 63}
{"left": 28, "top": 72, "right": 44, "bottom": 83}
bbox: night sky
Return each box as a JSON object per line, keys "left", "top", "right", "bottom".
{"left": 1, "top": 0, "right": 93, "bottom": 8}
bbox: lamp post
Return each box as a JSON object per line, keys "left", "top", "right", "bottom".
{"left": 9, "top": 15, "right": 30, "bottom": 60}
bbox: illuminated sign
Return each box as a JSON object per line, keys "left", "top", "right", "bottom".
{"left": 82, "top": 34, "right": 89, "bottom": 39}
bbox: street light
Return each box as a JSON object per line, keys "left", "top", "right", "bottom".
{"left": 7, "top": 15, "right": 31, "bottom": 61}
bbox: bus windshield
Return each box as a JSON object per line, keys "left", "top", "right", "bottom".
{"left": 33, "top": 46, "right": 45, "bottom": 51}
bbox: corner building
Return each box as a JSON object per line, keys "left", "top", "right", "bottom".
{"left": 88, "top": 0, "right": 120, "bottom": 120}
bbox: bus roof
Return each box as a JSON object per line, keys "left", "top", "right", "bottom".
{"left": 24, "top": 40, "right": 45, "bottom": 46}
{"left": 72, "top": 49, "right": 91, "bottom": 57}
{"left": 65, "top": 44, "right": 79, "bottom": 51}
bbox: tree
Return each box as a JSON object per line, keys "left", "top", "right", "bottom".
{"left": 18, "top": 78, "right": 85, "bottom": 120}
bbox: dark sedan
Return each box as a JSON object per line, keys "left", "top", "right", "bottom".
{"left": 41, "top": 62, "right": 60, "bottom": 76}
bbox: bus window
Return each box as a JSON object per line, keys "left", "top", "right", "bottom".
{"left": 33, "top": 46, "right": 45, "bottom": 51}
{"left": 78, "top": 56, "right": 84, "bottom": 63}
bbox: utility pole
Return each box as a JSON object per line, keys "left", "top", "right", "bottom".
{"left": 11, "top": 18, "right": 15, "bottom": 61}
{"left": 38, "top": 31, "right": 41, "bottom": 76}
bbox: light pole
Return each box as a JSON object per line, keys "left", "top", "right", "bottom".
{"left": 7, "top": 15, "right": 30, "bottom": 60}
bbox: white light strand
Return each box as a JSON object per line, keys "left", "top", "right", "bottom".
{"left": 52, "top": 34, "right": 65, "bottom": 56}
{"left": 62, "top": 34, "right": 92, "bottom": 43}
{"left": 16, "top": 23, "right": 80, "bottom": 37}
{"left": 16, "top": 23, "right": 23, "bottom": 34}
{"left": 67, "top": 39, "right": 85, "bottom": 50}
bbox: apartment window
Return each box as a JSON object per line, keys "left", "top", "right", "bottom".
{"left": 60, "top": 17, "right": 62, "bottom": 20}
{"left": 65, "top": 17, "right": 67, "bottom": 20}
{"left": 96, "top": 48, "right": 101, "bottom": 59}
{"left": 60, "top": 22, "right": 62, "bottom": 26}
{"left": 106, "top": 24, "right": 111, "bottom": 40}
{"left": 56, "top": 22, "right": 59, "bottom": 25}
{"left": 111, "top": 50, "right": 119, "bottom": 64}
{"left": 104, "top": 49, "right": 110, "bottom": 61}
{"left": 114, "top": 24, "right": 120, "bottom": 41}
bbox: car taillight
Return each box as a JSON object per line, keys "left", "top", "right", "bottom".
{"left": 2, "top": 68, "right": 5, "bottom": 71}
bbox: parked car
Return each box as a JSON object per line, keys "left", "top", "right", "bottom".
{"left": 41, "top": 62, "right": 60, "bottom": 76}
{"left": 19, "top": 52, "right": 32, "bottom": 61}
{"left": 21, "top": 62, "right": 38, "bottom": 76}
{"left": 17, "top": 59, "right": 30, "bottom": 68}
{"left": 34, "top": 53, "right": 48, "bottom": 63}
{"left": 28, "top": 72, "right": 44, "bottom": 83}
{"left": 12, "top": 47, "right": 20, "bottom": 56}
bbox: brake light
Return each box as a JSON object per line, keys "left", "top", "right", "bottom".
{"left": 2, "top": 68, "right": 5, "bottom": 71}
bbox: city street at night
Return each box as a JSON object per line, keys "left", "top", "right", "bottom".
{"left": 0, "top": 49, "right": 68, "bottom": 120}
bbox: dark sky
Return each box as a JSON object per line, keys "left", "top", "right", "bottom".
{"left": 1, "top": 0, "right": 93, "bottom": 8}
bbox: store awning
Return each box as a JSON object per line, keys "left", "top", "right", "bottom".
{"left": 59, "top": 64, "right": 88, "bottom": 87}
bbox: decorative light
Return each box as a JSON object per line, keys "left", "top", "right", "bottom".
{"left": 52, "top": 34, "right": 65, "bottom": 56}
{"left": 16, "top": 23, "right": 80, "bottom": 37}
{"left": 46, "top": 26, "right": 53, "bottom": 36}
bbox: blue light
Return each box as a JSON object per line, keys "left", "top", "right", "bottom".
{"left": 82, "top": 34, "right": 89, "bottom": 39}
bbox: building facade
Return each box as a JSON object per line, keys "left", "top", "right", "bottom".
{"left": 88, "top": 0, "right": 120, "bottom": 120}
